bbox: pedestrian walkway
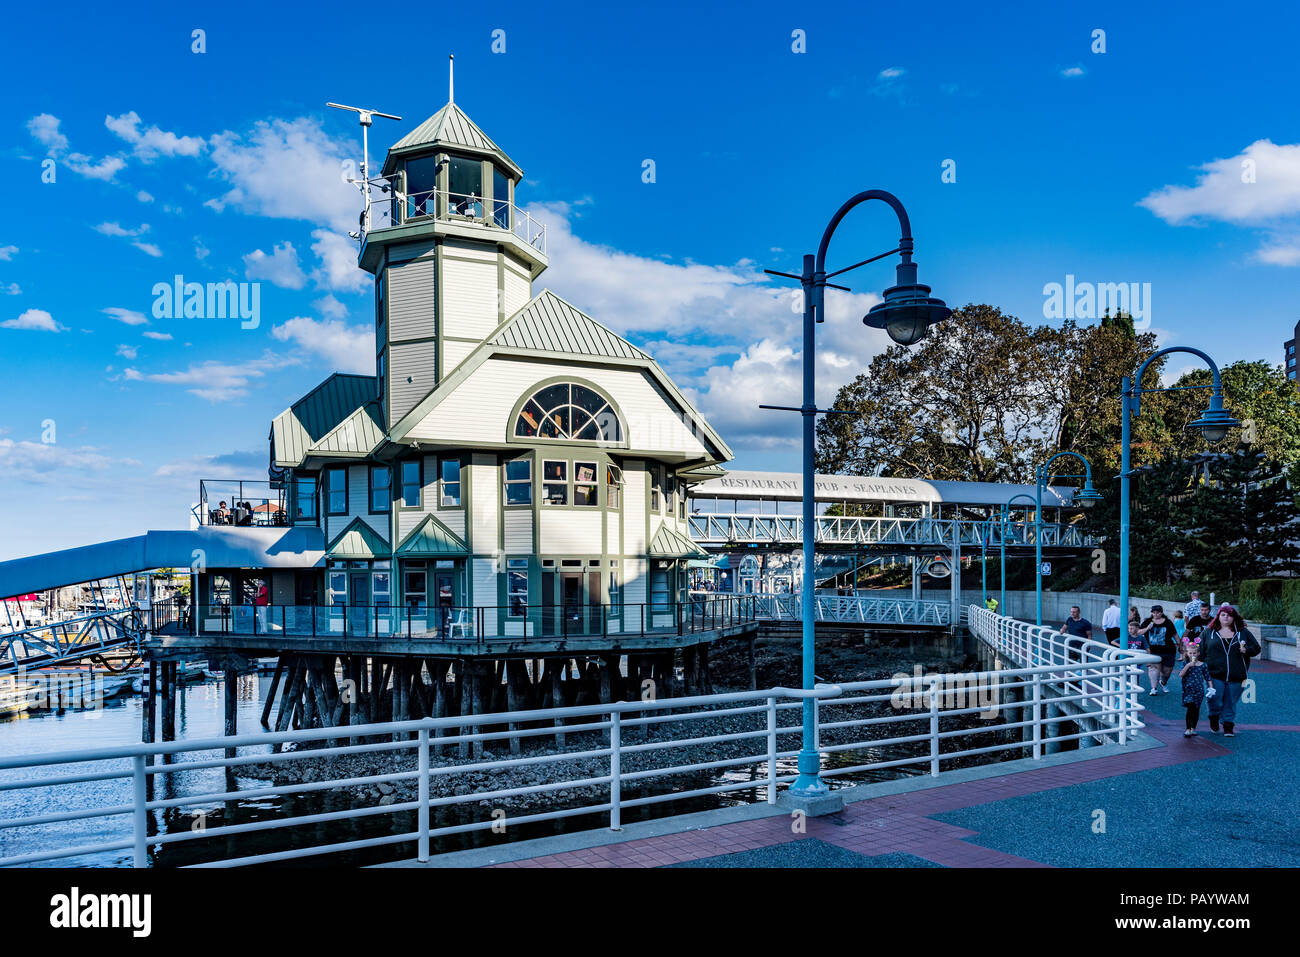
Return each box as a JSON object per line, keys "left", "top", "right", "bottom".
{"left": 394, "top": 662, "right": 1299, "bottom": 868}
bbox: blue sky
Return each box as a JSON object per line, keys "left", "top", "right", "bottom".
{"left": 2, "top": 0, "right": 1299, "bottom": 559}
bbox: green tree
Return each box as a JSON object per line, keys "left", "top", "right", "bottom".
{"left": 1183, "top": 451, "right": 1300, "bottom": 587}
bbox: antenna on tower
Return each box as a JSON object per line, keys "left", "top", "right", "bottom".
{"left": 448, "top": 54, "right": 454, "bottom": 103}
{"left": 326, "top": 101, "right": 402, "bottom": 238}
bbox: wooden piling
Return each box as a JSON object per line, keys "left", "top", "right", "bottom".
{"left": 550, "top": 658, "right": 566, "bottom": 747}
{"left": 223, "top": 666, "right": 239, "bottom": 758}
{"left": 161, "top": 661, "right": 175, "bottom": 744}
{"left": 261, "top": 655, "right": 285, "bottom": 728}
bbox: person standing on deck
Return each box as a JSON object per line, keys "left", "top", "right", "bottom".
{"left": 1202, "top": 603, "right": 1260, "bottom": 737}
{"left": 1101, "top": 599, "right": 1121, "bottom": 645}
{"left": 1138, "top": 605, "right": 1179, "bottom": 695}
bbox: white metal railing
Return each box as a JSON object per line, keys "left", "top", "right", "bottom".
{"left": 2, "top": 647, "right": 1159, "bottom": 868}
{"left": 743, "top": 592, "right": 951, "bottom": 626}
{"left": 688, "top": 515, "right": 1092, "bottom": 548}
{"left": 965, "top": 605, "right": 1158, "bottom": 744}
{"left": 0, "top": 637, "right": 1157, "bottom": 867}
{"left": 361, "top": 184, "right": 546, "bottom": 254}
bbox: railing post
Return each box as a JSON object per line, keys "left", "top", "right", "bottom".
{"left": 766, "top": 695, "right": 778, "bottom": 804}
{"left": 609, "top": 709, "right": 622, "bottom": 831}
{"left": 132, "top": 754, "right": 147, "bottom": 868}
{"left": 1032, "top": 672, "right": 1043, "bottom": 760}
{"left": 417, "top": 728, "right": 430, "bottom": 862}
{"left": 929, "top": 678, "right": 940, "bottom": 776}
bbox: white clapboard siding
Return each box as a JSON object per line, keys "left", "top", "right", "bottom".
{"left": 623, "top": 461, "right": 646, "bottom": 554}
{"left": 539, "top": 509, "right": 602, "bottom": 554}
{"left": 442, "top": 338, "right": 477, "bottom": 374}
{"left": 471, "top": 455, "right": 498, "bottom": 553}
{"left": 387, "top": 255, "right": 437, "bottom": 343}
{"left": 504, "top": 510, "right": 532, "bottom": 553}
{"left": 348, "top": 465, "right": 388, "bottom": 537}
{"left": 441, "top": 246, "right": 499, "bottom": 343}
{"left": 406, "top": 359, "right": 710, "bottom": 459}
{"left": 472, "top": 558, "right": 497, "bottom": 635}
{"left": 607, "top": 513, "right": 621, "bottom": 557}
{"left": 624, "top": 558, "right": 647, "bottom": 606}
{"left": 390, "top": 340, "right": 437, "bottom": 425}
{"left": 503, "top": 257, "right": 531, "bottom": 317}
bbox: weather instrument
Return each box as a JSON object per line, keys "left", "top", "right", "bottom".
{"left": 326, "top": 101, "right": 403, "bottom": 238}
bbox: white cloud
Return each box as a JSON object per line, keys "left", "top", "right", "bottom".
{"left": 63, "top": 154, "right": 126, "bottom": 180}
{"left": 313, "top": 294, "right": 349, "bottom": 319}
{"left": 95, "top": 221, "right": 147, "bottom": 237}
{"left": 878, "top": 67, "right": 905, "bottom": 79}
{"left": 137, "top": 190, "right": 155, "bottom": 203}
{"left": 105, "top": 111, "right": 204, "bottom": 161}
{"left": 2, "top": 283, "right": 19, "bottom": 295}
{"left": 194, "top": 238, "right": 210, "bottom": 260}
{"left": 116, "top": 344, "right": 138, "bottom": 359}
{"left": 123, "top": 353, "right": 297, "bottom": 402}
{"left": 0, "top": 245, "right": 17, "bottom": 261}
{"left": 526, "top": 201, "right": 886, "bottom": 453}
{"left": 243, "top": 241, "right": 307, "bottom": 289}
{"left": 1140, "top": 140, "right": 1300, "bottom": 224}
{"left": 27, "top": 114, "right": 68, "bottom": 155}
{"left": 2, "top": 308, "right": 64, "bottom": 332}
{"left": 309, "top": 229, "right": 367, "bottom": 292}
{"left": 143, "top": 331, "right": 173, "bottom": 341}
{"left": 133, "top": 241, "right": 163, "bottom": 258}
{"left": 26, "top": 113, "right": 125, "bottom": 181}
{"left": 1061, "top": 66, "right": 1086, "bottom": 78}
{"left": 271, "top": 316, "right": 374, "bottom": 374}
{"left": 207, "top": 117, "right": 358, "bottom": 231}
{"left": 1139, "top": 140, "right": 1300, "bottom": 266}
{"left": 103, "top": 307, "right": 149, "bottom": 326}
{"left": 0, "top": 439, "right": 117, "bottom": 484}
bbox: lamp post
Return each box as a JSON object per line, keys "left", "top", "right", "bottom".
{"left": 1033, "top": 452, "right": 1103, "bottom": 626}
{"left": 1118, "top": 348, "right": 1238, "bottom": 648}
{"left": 1002, "top": 492, "right": 1038, "bottom": 618}
{"left": 762, "top": 191, "right": 951, "bottom": 799}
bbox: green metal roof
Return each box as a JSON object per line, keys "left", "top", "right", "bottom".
{"left": 309, "top": 401, "right": 386, "bottom": 457}
{"left": 647, "top": 524, "right": 708, "bottom": 559}
{"left": 270, "top": 373, "right": 378, "bottom": 467}
{"left": 489, "top": 289, "right": 648, "bottom": 360}
{"left": 394, "top": 514, "right": 469, "bottom": 557}
{"left": 679, "top": 464, "right": 728, "bottom": 480}
{"left": 326, "top": 518, "right": 390, "bottom": 560}
{"left": 382, "top": 101, "right": 522, "bottom": 178}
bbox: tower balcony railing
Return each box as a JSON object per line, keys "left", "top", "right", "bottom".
{"left": 361, "top": 182, "right": 546, "bottom": 255}
{"left": 195, "top": 479, "right": 287, "bottom": 528}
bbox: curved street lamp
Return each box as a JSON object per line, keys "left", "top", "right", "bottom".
{"left": 1118, "top": 347, "right": 1240, "bottom": 647}
{"left": 1001, "top": 492, "right": 1039, "bottom": 617}
{"left": 1033, "top": 451, "right": 1101, "bottom": 626}
{"left": 762, "top": 191, "right": 951, "bottom": 802}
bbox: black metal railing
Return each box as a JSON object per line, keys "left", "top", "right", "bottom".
{"left": 197, "top": 479, "right": 287, "bottom": 527}
{"left": 193, "top": 596, "right": 758, "bottom": 643}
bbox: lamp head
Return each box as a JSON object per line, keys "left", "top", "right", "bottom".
{"left": 1074, "top": 481, "right": 1103, "bottom": 510}
{"left": 1188, "top": 393, "right": 1240, "bottom": 445}
{"left": 863, "top": 260, "right": 952, "bottom": 346}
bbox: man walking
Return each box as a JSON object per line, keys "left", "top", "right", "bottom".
{"left": 1101, "top": 598, "right": 1121, "bottom": 645}
{"left": 1184, "top": 590, "right": 1204, "bottom": 622}
{"left": 1059, "top": 605, "right": 1094, "bottom": 660}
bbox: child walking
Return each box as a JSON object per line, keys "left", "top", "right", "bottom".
{"left": 1179, "top": 636, "right": 1210, "bottom": 737}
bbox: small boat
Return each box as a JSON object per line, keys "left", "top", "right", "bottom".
{"left": 0, "top": 676, "right": 41, "bottom": 719}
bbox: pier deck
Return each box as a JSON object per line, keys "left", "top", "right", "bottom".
{"left": 390, "top": 659, "right": 1300, "bottom": 869}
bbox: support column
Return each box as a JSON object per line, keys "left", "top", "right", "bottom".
{"left": 549, "top": 658, "right": 566, "bottom": 747}
{"left": 224, "top": 666, "right": 238, "bottom": 759}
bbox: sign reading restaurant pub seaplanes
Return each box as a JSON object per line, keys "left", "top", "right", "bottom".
{"left": 695, "top": 471, "right": 945, "bottom": 503}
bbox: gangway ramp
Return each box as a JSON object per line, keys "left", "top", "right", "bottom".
{"left": 0, "top": 526, "right": 326, "bottom": 599}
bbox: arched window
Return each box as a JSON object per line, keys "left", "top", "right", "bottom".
{"left": 514, "top": 382, "right": 622, "bottom": 442}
